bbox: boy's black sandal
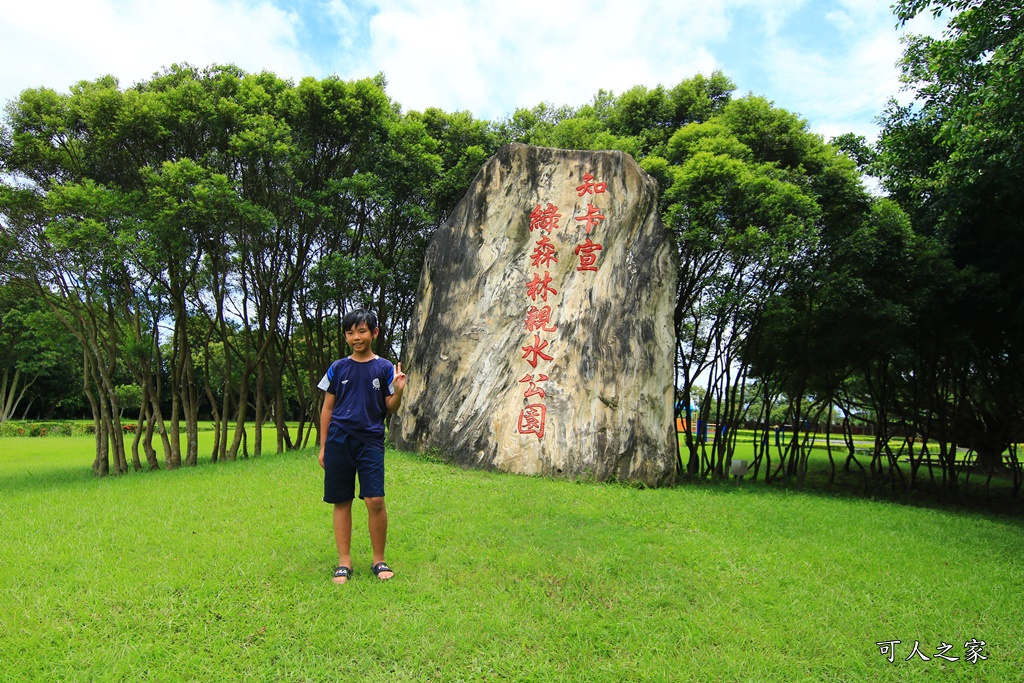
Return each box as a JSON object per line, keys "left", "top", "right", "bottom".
{"left": 371, "top": 561, "right": 394, "bottom": 580}
{"left": 333, "top": 566, "right": 352, "bottom": 582}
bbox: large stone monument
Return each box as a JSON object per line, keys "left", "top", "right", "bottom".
{"left": 390, "top": 143, "right": 677, "bottom": 486}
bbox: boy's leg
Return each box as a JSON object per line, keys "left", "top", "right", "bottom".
{"left": 323, "top": 426, "right": 357, "bottom": 583}
{"left": 364, "top": 496, "right": 392, "bottom": 579}
{"left": 332, "top": 500, "right": 354, "bottom": 583}
{"left": 356, "top": 444, "right": 392, "bottom": 580}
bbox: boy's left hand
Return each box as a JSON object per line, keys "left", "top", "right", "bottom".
{"left": 393, "top": 362, "right": 407, "bottom": 391}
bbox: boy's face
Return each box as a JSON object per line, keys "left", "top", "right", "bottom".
{"left": 344, "top": 322, "right": 378, "bottom": 355}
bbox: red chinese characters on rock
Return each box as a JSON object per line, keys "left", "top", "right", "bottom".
{"left": 519, "top": 205, "right": 561, "bottom": 439}
{"left": 525, "top": 305, "right": 557, "bottom": 333}
{"left": 519, "top": 373, "right": 549, "bottom": 399}
{"left": 525, "top": 271, "right": 558, "bottom": 302}
{"left": 574, "top": 172, "right": 606, "bottom": 273}
{"left": 530, "top": 235, "right": 558, "bottom": 269}
{"left": 575, "top": 173, "right": 607, "bottom": 196}
{"left": 529, "top": 203, "right": 562, "bottom": 234}
{"left": 521, "top": 334, "right": 554, "bottom": 369}
{"left": 574, "top": 203, "right": 605, "bottom": 235}
{"left": 516, "top": 174, "right": 608, "bottom": 440}
{"left": 574, "top": 238, "right": 603, "bottom": 272}
{"left": 518, "top": 403, "right": 547, "bottom": 439}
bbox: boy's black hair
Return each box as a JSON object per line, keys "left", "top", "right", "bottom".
{"left": 342, "top": 308, "right": 378, "bottom": 332}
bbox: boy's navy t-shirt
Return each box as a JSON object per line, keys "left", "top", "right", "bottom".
{"left": 317, "top": 356, "right": 395, "bottom": 451}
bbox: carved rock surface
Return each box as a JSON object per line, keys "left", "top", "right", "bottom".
{"left": 390, "top": 143, "right": 677, "bottom": 486}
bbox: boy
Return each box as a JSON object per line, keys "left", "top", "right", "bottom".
{"left": 317, "top": 309, "right": 406, "bottom": 583}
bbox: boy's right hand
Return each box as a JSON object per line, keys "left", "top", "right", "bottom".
{"left": 318, "top": 450, "right": 325, "bottom": 469}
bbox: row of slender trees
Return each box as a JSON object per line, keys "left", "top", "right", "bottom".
{"left": 0, "top": 67, "right": 498, "bottom": 474}
{"left": 2, "top": 0, "right": 1021, "bottom": 495}
{"left": 669, "top": 0, "right": 1023, "bottom": 494}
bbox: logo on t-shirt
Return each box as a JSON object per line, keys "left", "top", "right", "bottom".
{"left": 372, "top": 378, "right": 381, "bottom": 391}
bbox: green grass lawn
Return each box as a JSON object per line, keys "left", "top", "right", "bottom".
{"left": 1, "top": 433, "right": 1021, "bottom": 682}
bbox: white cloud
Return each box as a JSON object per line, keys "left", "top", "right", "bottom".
{"left": 345, "top": 0, "right": 731, "bottom": 118}
{"left": 740, "top": 0, "right": 810, "bottom": 37}
{"left": 762, "top": 35, "right": 905, "bottom": 141}
{"left": 742, "top": 0, "right": 949, "bottom": 142}
{"left": 1, "top": 0, "right": 312, "bottom": 104}
{"left": 331, "top": 0, "right": 936, "bottom": 141}
{"left": 323, "top": 0, "right": 365, "bottom": 56}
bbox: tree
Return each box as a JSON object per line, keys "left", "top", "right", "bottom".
{"left": 877, "top": 0, "right": 1024, "bottom": 471}
{"left": 0, "top": 282, "right": 78, "bottom": 421}
{"left": 495, "top": 72, "right": 735, "bottom": 159}
{"left": 648, "top": 96, "right": 875, "bottom": 478}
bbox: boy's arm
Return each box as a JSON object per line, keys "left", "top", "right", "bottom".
{"left": 318, "top": 391, "right": 335, "bottom": 469}
{"left": 385, "top": 362, "right": 406, "bottom": 414}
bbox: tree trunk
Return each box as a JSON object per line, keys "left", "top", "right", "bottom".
{"left": 183, "top": 338, "right": 200, "bottom": 467}
{"left": 131, "top": 405, "right": 144, "bottom": 471}
{"left": 268, "top": 338, "right": 294, "bottom": 453}
{"left": 1, "top": 368, "right": 36, "bottom": 424}
{"left": 142, "top": 397, "right": 160, "bottom": 470}
{"left": 83, "top": 352, "right": 108, "bottom": 477}
{"left": 254, "top": 360, "right": 265, "bottom": 457}
{"left": 167, "top": 312, "right": 187, "bottom": 470}
{"left": 227, "top": 368, "right": 249, "bottom": 460}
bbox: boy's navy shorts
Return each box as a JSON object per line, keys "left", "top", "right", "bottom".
{"left": 323, "top": 425, "right": 385, "bottom": 503}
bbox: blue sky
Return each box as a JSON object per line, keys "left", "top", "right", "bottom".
{"left": 1, "top": 0, "right": 944, "bottom": 143}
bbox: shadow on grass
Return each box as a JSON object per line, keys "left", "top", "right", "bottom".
{"left": 673, "top": 459, "right": 1024, "bottom": 522}
{"left": 0, "top": 465, "right": 95, "bottom": 494}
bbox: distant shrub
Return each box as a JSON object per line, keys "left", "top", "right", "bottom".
{"left": 51, "top": 422, "right": 74, "bottom": 436}
{"left": 0, "top": 421, "right": 76, "bottom": 437}
{"left": 0, "top": 422, "right": 27, "bottom": 437}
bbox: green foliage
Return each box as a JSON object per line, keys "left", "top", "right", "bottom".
{"left": 113, "top": 384, "right": 142, "bottom": 416}
{"left": 0, "top": 282, "right": 81, "bottom": 421}
{"left": 0, "top": 63, "right": 502, "bottom": 463}
{"left": 0, "top": 420, "right": 79, "bottom": 436}
{"left": 718, "top": 96, "right": 815, "bottom": 171}
{"left": 830, "top": 132, "right": 877, "bottom": 172}
{"left": 495, "top": 71, "right": 735, "bottom": 158}
{"left": 657, "top": 94, "right": 853, "bottom": 472}
{"left": 881, "top": 1, "right": 1024, "bottom": 239}
{"left": 874, "top": 0, "right": 1024, "bottom": 460}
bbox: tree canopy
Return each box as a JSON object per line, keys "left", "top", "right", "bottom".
{"left": 0, "top": 65, "right": 500, "bottom": 473}
{"left": 873, "top": 0, "right": 1024, "bottom": 473}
